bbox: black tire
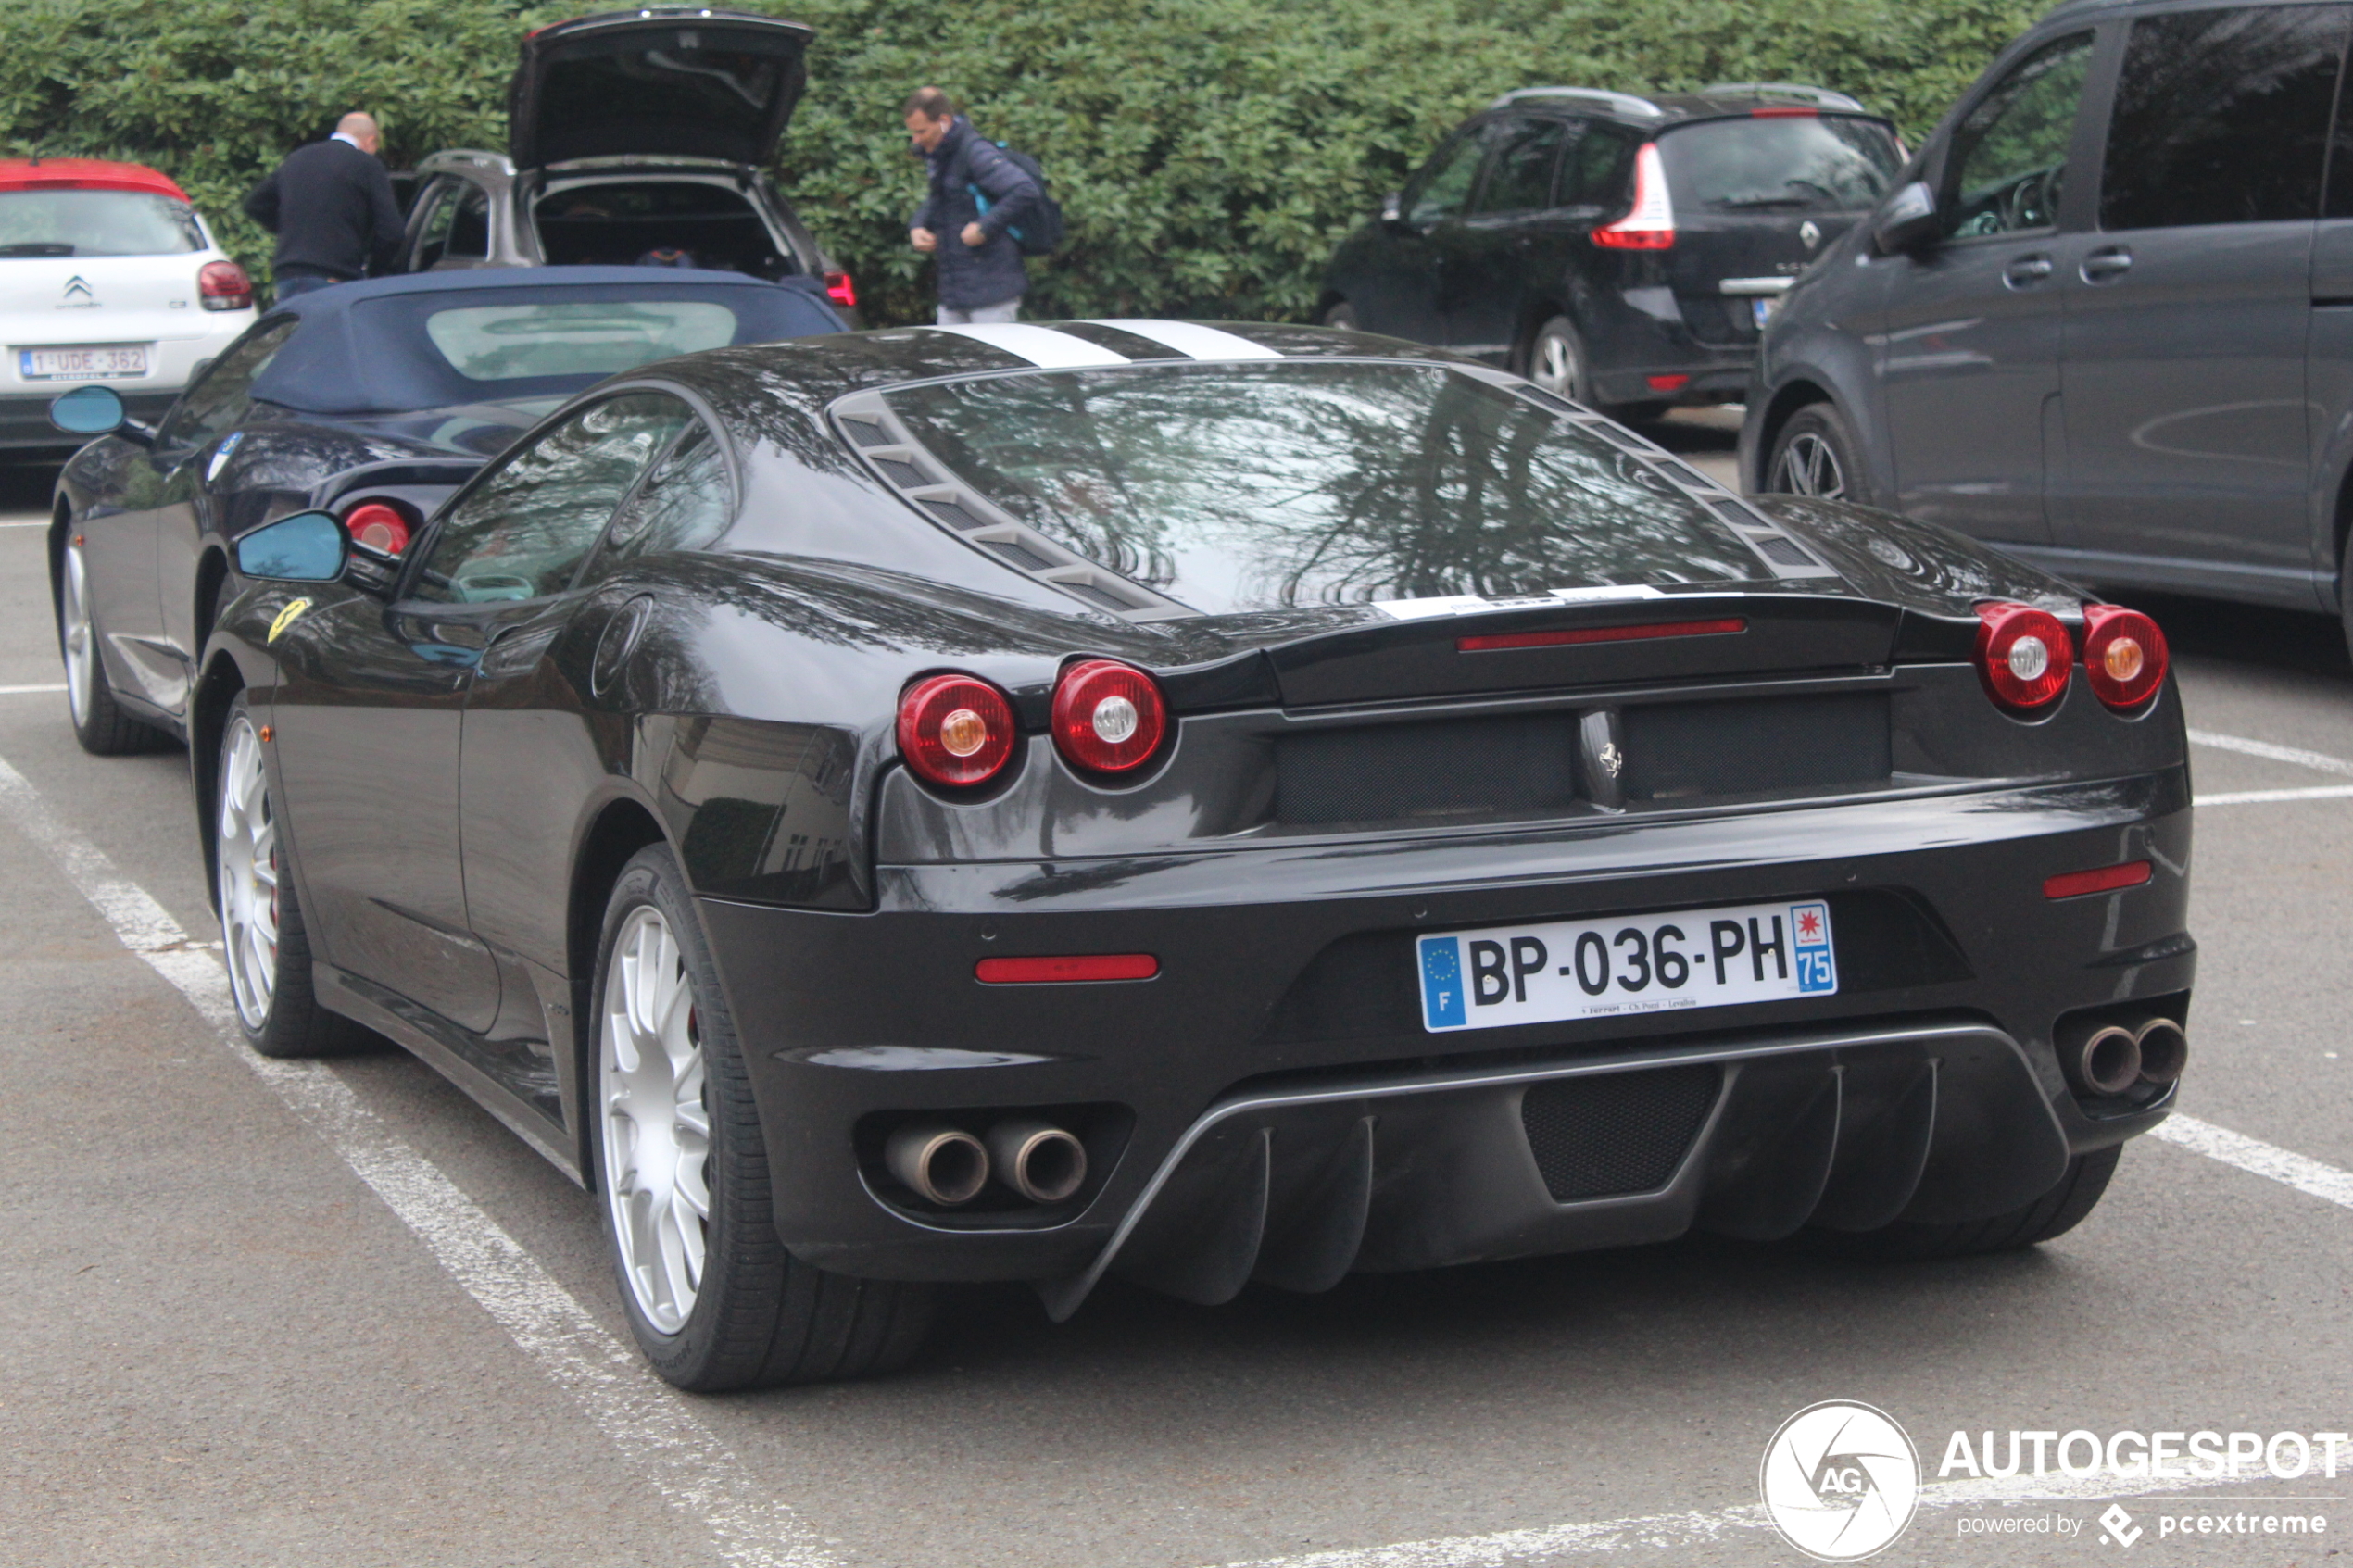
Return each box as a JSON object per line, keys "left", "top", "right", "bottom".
{"left": 1322, "top": 300, "right": 1359, "bottom": 331}
{"left": 2339, "top": 548, "right": 2353, "bottom": 671}
{"left": 58, "top": 532, "right": 171, "bottom": 756}
{"left": 591, "top": 845, "right": 934, "bottom": 1390}
{"left": 214, "top": 692, "right": 374, "bottom": 1058}
{"left": 1818, "top": 1146, "right": 2121, "bottom": 1261}
{"left": 1764, "top": 402, "right": 1872, "bottom": 507}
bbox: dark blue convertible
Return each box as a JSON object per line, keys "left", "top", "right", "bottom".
{"left": 45, "top": 266, "right": 840, "bottom": 754}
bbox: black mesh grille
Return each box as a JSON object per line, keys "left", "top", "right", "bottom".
{"left": 921, "top": 497, "right": 988, "bottom": 532}
{"left": 874, "top": 456, "right": 932, "bottom": 488}
{"left": 1520, "top": 1065, "right": 1720, "bottom": 1200}
{"left": 1276, "top": 714, "right": 1578, "bottom": 826}
{"left": 1751, "top": 533, "right": 1818, "bottom": 567}
{"left": 1057, "top": 579, "right": 1140, "bottom": 610}
{"left": 843, "top": 417, "right": 893, "bottom": 446}
{"left": 988, "top": 539, "right": 1056, "bottom": 570}
{"left": 1621, "top": 694, "right": 1889, "bottom": 802}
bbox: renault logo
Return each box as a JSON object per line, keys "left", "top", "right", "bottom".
{"left": 1799, "top": 220, "right": 1822, "bottom": 251}
{"left": 62, "top": 274, "right": 91, "bottom": 299}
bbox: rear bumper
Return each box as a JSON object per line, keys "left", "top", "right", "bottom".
{"left": 704, "top": 772, "right": 2193, "bottom": 1293}
{"left": 1584, "top": 288, "right": 1761, "bottom": 407}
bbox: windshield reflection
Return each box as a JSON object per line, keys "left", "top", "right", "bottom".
{"left": 881, "top": 363, "right": 1764, "bottom": 615}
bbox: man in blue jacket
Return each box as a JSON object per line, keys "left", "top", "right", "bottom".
{"left": 904, "top": 88, "right": 1041, "bottom": 324}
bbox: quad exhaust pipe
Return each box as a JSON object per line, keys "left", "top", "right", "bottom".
{"left": 2060, "top": 1015, "right": 2190, "bottom": 1098}
{"left": 987, "top": 1118, "right": 1089, "bottom": 1204}
{"left": 885, "top": 1124, "right": 989, "bottom": 1206}
{"left": 883, "top": 1117, "right": 1089, "bottom": 1206}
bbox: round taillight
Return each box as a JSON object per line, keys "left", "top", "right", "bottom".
{"left": 1051, "top": 659, "right": 1167, "bottom": 774}
{"left": 2081, "top": 604, "right": 2167, "bottom": 710}
{"left": 342, "top": 501, "right": 412, "bottom": 557}
{"left": 897, "top": 673, "right": 1017, "bottom": 787}
{"left": 197, "top": 259, "right": 252, "bottom": 310}
{"left": 1973, "top": 602, "right": 2072, "bottom": 711}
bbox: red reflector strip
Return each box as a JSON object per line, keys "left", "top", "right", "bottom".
{"left": 1456, "top": 617, "right": 1746, "bottom": 653}
{"left": 975, "top": 953, "right": 1159, "bottom": 984}
{"left": 1752, "top": 106, "right": 1819, "bottom": 118}
{"left": 2044, "top": 860, "right": 2152, "bottom": 900}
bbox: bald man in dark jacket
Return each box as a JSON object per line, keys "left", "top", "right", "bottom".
{"left": 244, "top": 112, "right": 407, "bottom": 300}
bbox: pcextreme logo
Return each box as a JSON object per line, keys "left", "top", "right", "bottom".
{"left": 1760, "top": 1400, "right": 1922, "bottom": 1561}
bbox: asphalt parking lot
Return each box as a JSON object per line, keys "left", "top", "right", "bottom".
{"left": 5, "top": 437, "right": 2352, "bottom": 1568}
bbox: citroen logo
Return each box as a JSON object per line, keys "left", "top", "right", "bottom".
{"left": 62, "top": 275, "right": 91, "bottom": 299}
{"left": 1798, "top": 220, "right": 1822, "bottom": 252}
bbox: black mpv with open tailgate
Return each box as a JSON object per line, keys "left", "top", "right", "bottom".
{"left": 1319, "top": 84, "right": 1904, "bottom": 419}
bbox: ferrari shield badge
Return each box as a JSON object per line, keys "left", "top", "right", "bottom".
{"left": 268, "top": 596, "right": 313, "bottom": 644}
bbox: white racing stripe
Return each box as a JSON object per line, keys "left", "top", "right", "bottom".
{"left": 1088, "top": 319, "right": 1284, "bottom": 360}
{"left": 0, "top": 752, "right": 835, "bottom": 1568}
{"left": 925, "top": 322, "right": 1129, "bottom": 368}
{"left": 2196, "top": 784, "right": 2353, "bottom": 807}
{"left": 2188, "top": 728, "right": 2353, "bottom": 778}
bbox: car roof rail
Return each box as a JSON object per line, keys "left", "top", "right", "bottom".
{"left": 1697, "top": 82, "right": 1867, "bottom": 111}
{"left": 1489, "top": 86, "right": 1665, "bottom": 119}
{"left": 418, "top": 148, "right": 518, "bottom": 179}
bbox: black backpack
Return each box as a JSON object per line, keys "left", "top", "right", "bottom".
{"left": 969, "top": 142, "right": 1066, "bottom": 257}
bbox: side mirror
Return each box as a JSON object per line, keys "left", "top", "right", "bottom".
{"left": 1874, "top": 181, "right": 1941, "bottom": 256}
{"left": 50, "top": 384, "right": 126, "bottom": 435}
{"left": 235, "top": 509, "right": 348, "bottom": 582}
{"left": 1380, "top": 191, "right": 1404, "bottom": 226}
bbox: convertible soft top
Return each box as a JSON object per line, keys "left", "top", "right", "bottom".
{"left": 250, "top": 265, "right": 840, "bottom": 415}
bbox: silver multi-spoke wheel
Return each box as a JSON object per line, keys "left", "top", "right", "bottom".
{"left": 61, "top": 542, "right": 97, "bottom": 727}
{"left": 601, "top": 906, "right": 711, "bottom": 1336}
{"left": 217, "top": 713, "right": 280, "bottom": 1029}
{"left": 1771, "top": 431, "right": 1847, "bottom": 499}
{"left": 1532, "top": 324, "right": 1583, "bottom": 399}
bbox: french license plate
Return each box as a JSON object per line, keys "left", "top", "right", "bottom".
{"left": 1751, "top": 296, "right": 1780, "bottom": 329}
{"left": 1416, "top": 899, "right": 1836, "bottom": 1034}
{"left": 20, "top": 345, "right": 148, "bottom": 381}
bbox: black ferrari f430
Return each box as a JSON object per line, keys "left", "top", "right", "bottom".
{"left": 193, "top": 320, "right": 2191, "bottom": 1389}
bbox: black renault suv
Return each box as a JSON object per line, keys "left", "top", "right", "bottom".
{"left": 1319, "top": 84, "right": 1904, "bottom": 418}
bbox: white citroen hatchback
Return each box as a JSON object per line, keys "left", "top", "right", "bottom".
{"left": 0, "top": 159, "right": 256, "bottom": 455}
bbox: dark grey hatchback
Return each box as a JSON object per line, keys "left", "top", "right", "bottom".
{"left": 1746, "top": 0, "right": 2353, "bottom": 657}
{"left": 1319, "top": 85, "right": 1904, "bottom": 418}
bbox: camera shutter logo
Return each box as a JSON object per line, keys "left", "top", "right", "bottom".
{"left": 1759, "top": 1400, "right": 1920, "bottom": 1560}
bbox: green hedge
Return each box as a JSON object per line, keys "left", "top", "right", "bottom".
{"left": 0, "top": 0, "right": 2041, "bottom": 325}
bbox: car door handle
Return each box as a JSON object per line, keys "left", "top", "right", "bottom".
{"left": 2003, "top": 255, "right": 2054, "bottom": 288}
{"left": 2080, "top": 246, "right": 2133, "bottom": 282}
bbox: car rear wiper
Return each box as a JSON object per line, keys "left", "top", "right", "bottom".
{"left": 1711, "top": 195, "right": 1816, "bottom": 210}
{"left": 0, "top": 243, "right": 76, "bottom": 257}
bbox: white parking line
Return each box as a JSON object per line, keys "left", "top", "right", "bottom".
{"left": 1211, "top": 1466, "right": 2259, "bottom": 1567}
{"left": 0, "top": 752, "right": 833, "bottom": 1568}
{"left": 2188, "top": 728, "right": 2353, "bottom": 778}
{"left": 2151, "top": 1114, "right": 2353, "bottom": 1210}
{"left": 0, "top": 683, "right": 64, "bottom": 696}
{"left": 1209, "top": 1113, "right": 2353, "bottom": 1568}
{"left": 2195, "top": 784, "right": 2353, "bottom": 807}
